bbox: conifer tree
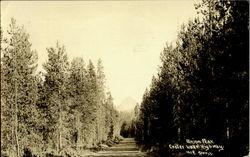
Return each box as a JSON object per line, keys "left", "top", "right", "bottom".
{"left": 68, "top": 57, "right": 87, "bottom": 148}
{"left": 1, "top": 18, "right": 41, "bottom": 156}
{"left": 43, "top": 42, "right": 69, "bottom": 153}
{"left": 96, "top": 59, "right": 106, "bottom": 142}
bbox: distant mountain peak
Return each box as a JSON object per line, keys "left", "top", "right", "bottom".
{"left": 117, "top": 97, "right": 137, "bottom": 112}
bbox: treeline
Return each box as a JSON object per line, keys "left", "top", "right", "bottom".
{"left": 119, "top": 109, "right": 138, "bottom": 138}
{"left": 134, "top": 1, "right": 248, "bottom": 157}
{"left": 1, "top": 18, "right": 121, "bottom": 157}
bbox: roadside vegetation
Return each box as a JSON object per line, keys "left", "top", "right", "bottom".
{"left": 123, "top": 1, "right": 249, "bottom": 157}
{"left": 1, "top": 19, "right": 122, "bottom": 157}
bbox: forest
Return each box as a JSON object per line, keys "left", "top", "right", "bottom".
{"left": 1, "top": 18, "right": 122, "bottom": 156}
{"left": 129, "top": 1, "right": 249, "bottom": 157}
{"left": 1, "top": 0, "right": 249, "bottom": 157}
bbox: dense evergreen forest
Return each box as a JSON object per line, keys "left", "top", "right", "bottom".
{"left": 1, "top": 19, "right": 122, "bottom": 157}
{"left": 1, "top": 0, "right": 249, "bottom": 157}
{"left": 130, "top": 1, "right": 249, "bottom": 157}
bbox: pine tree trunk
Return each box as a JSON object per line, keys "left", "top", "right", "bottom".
{"left": 178, "top": 127, "right": 181, "bottom": 142}
{"left": 14, "top": 49, "right": 19, "bottom": 157}
{"left": 11, "top": 102, "right": 15, "bottom": 146}
{"left": 226, "top": 119, "right": 230, "bottom": 140}
{"left": 99, "top": 106, "right": 100, "bottom": 142}
{"left": 76, "top": 112, "right": 80, "bottom": 148}
{"left": 15, "top": 72, "right": 19, "bottom": 157}
{"left": 59, "top": 105, "right": 62, "bottom": 153}
{"left": 96, "top": 104, "right": 101, "bottom": 144}
{"left": 98, "top": 107, "right": 101, "bottom": 143}
{"left": 15, "top": 111, "right": 19, "bottom": 157}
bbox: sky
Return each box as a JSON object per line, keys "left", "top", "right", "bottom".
{"left": 1, "top": 1, "right": 199, "bottom": 106}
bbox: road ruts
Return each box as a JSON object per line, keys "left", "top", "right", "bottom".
{"left": 86, "top": 138, "right": 146, "bottom": 157}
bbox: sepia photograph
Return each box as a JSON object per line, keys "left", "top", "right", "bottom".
{"left": 1, "top": 1, "right": 249, "bottom": 157}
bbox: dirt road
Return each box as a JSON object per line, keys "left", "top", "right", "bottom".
{"left": 86, "top": 138, "right": 146, "bottom": 157}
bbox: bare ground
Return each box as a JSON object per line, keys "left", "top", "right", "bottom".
{"left": 85, "top": 138, "right": 146, "bottom": 157}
